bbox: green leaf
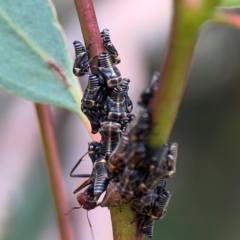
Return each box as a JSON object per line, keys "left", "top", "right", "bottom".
{"left": 0, "top": 0, "right": 82, "bottom": 116}
{"left": 220, "top": 0, "right": 240, "bottom": 6}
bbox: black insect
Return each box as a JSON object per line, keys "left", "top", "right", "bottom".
{"left": 81, "top": 74, "right": 106, "bottom": 134}
{"left": 96, "top": 51, "right": 122, "bottom": 88}
{"left": 108, "top": 131, "right": 130, "bottom": 175}
{"left": 70, "top": 142, "right": 100, "bottom": 195}
{"left": 91, "top": 156, "right": 110, "bottom": 197}
{"left": 118, "top": 167, "right": 140, "bottom": 199}
{"left": 120, "top": 78, "right": 133, "bottom": 113}
{"left": 151, "top": 190, "right": 171, "bottom": 221}
{"left": 103, "top": 86, "right": 128, "bottom": 124}
{"left": 121, "top": 113, "right": 136, "bottom": 132}
{"left": 99, "top": 121, "right": 122, "bottom": 159}
{"left": 72, "top": 40, "right": 93, "bottom": 77}
{"left": 132, "top": 190, "right": 158, "bottom": 213}
{"left": 126, "top": 109, "right": 151, "bottom": 143}
{"left": 138, "top": 71, "right": 160, "bottom": 108}
{"left": 138, "top": 143, "right": 178, "bottom": 194}
{"left": 108, "top": 103, "right": 151, "bottom": 174}
{"left": 141, "top": 221, "right": 154, "bottom": 238}
{"left": 132, "top": 183, "right": 171, "bottom": 238}
{"left": 133, "top": 179, "right": 166, "bottom": 212}
{"left": 101, "top": 29, "right": 121, "bottom": 64}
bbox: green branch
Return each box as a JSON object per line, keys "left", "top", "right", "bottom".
{"left": 149, "top": 0, "right": 221, "bottom": 148}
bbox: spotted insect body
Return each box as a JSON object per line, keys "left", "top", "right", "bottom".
{"left": 141, "top": 220, "right": 154, "bottom": 238}
{"left": 151, "top": 190, "right": 171, "bottom": 221}
{"left": 81, "top": 74, "right": 106, "bottom": 134}
{"left": 138, "top": 72, "right": 160, "bottom": 108}
{"left": 92, "top": 157, "right": 110, "bottom": 197}
{"left": 104, "top": 87, "right": 128, "bottom": 123}
{"left": 119, "top": 167, "right": 140, "bottom": 199}
{"left": 108, "top": 133, "right": 129, "bottom": 174}
{"left": 97, "top": 51, "right": 122, "bottom": 88}
{"left": 101, "top": 29, "right": 121, "bottom": 64}
{"left": 99, "top": 121, "right": 122, "bottom": 159}
{"left": 73, "top": 41, "right": 93, "bottom": 77}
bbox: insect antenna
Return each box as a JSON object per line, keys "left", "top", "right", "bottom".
{"left": 87, "top": 211, "right": 96, "bottom": 240}
{"left": 65, "top": 206, "right": 82, "bottom": 215}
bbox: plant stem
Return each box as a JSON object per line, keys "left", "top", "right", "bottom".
{"left": 74, "top": 0, "right": 105, "bottom": 73}
{"left": 35, "top": 104, "right": 74, "bottom": 240}
{"left": 149, "top": 0, "right": 221, "bottom": 148}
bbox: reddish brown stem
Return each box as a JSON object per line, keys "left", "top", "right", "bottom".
{"left": 35, "top": 104, "right": 74, "bottom": 240}
{"left": 74, "top": 0, "right": 105, "bottom": 72}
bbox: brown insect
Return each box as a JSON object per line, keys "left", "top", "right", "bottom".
{"left": 66, "top": 184, "right": 97, "bottom": 214}
{"left": 100, "top": 181, "right": 123, "bottom": 208}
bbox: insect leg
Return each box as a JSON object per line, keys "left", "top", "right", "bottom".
{"left": 70, "top": 151, "right": 88, "bottom": 177}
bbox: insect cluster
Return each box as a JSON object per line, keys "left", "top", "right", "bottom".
{"left": 70, "top": 29, "right": 178, "bottom": 238}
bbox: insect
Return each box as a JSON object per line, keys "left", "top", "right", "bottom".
{"left": 138, "top": 143, "right": 178, "bottom": 194}
{"left": 108, "top": 131, "right": 130, "bottom": 175}
{"left": 96, "top": 51, "right": 122, "bottom": 88}
{"left": 103, "top": 86, "right": 129, "bottom": 123}
{"left": 131, "top": 183, "right": 171, "bottom": 238}
{"left": 141, "top": 220, "right": 154, "bottom": 238}
{"left": 66, "top": 183, "right": 97, "bottom": 240}
{"left": 101, "top": 29, "right": 121, "bottom": 64}
{"left": 91, "top": 156, "right": 110, "bottom": 197}
{"left": 81, "top": 74, "right": 106, "bottom": 134}
{"left": 70, "top": 142, "right": 100, "bottom": 195}
{"left": 108, "top": 107, "right": 151, "bottom": 174}
{"left": 100, "top": 181, "right": 123, "bottom": 208}
{"left": 121, "top": 113, "right": 136, "bottom": 132}
{"left": 68, "top": 184, "right": 97, "bottom": 213}
{"left": 118, "top": 167, "right": 140, "bottom": 199}
{"left": 132, "top": 190, "right": 159, "bottom": 213}
{"left": 127, "top": 109, "right": 151, "bottom": 143}
{"left": 99, "top": 121, "right": 122, "bottom": 159}
{"left": 151, "top": 190, "right": 171, "bottom": 221}
{"left": 72, "top": 40, "right": 93, "bottom": 77}
{"left": 133, "top": 179, "right": 166, "bottom": 212}
{"left": 120, "top": 78, "right": 133, "bottom": 113}
{"left": 138, "top": 71, "right": 160, "bottom": 108}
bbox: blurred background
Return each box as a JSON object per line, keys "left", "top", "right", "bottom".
{"left": 1, "top": 0, "right": 240, "bottom": 239}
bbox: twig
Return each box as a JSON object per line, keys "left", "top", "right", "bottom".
{"left": 149, "top": 0, "right": 221, "bottom": 148}
{"left": 35, "top": 104, "right": 74, "bottom": 240}
{"left": 74, "top": 0, "right": 105, "bottom": 73}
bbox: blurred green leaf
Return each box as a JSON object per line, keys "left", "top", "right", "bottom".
{"left": 220, "top": 0, "right": 240, "bottom": 6}
{"left": 0, "top": 0, "right": 82, "bottom": 116}
{"left": 3, "top": 156, "right": 53, "bottom": 240}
